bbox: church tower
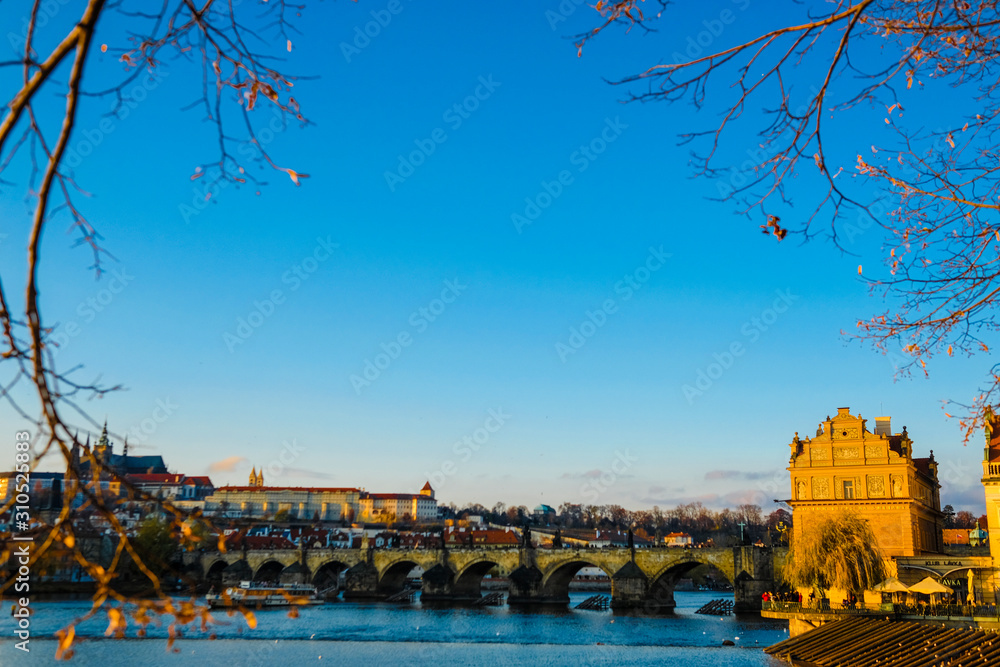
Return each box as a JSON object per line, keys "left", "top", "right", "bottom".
{"left": 71, "top": 432, "right": 81, "bottom": 469}
{"left": 981, "top": 407, "right": 1000, "bottom": 564}
{"left": 94, "top": 421, "right": 111, "bottom": 465}
{"left": 249, "top": 467, "right": 258, "bottom": 487}
{"left": 420, "top": 481, "right": 434, "bottom": 499}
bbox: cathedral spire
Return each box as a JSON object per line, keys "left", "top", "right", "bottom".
{"left": 95, "top": 420, "right": 111, "bottom": 462}
{"left": 249, "top": 466, "right": 257, "bottom": 486}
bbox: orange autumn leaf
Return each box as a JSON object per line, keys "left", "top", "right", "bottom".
{"left": 284, "top": 169, "right": 309, "bottom": 186}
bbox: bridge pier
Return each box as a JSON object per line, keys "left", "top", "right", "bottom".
{"left": 279, "top": 561, "right": 310, "bottom": 585}
{"left": 507, "top": 564, "right": 557, "bottom": 605}
{"left": 342, "top": 561, "right": 382, "bottom": 600}
{"left": 610, "top": 562, "right": 650, "bottom": 610}
{"left": 221, "top": 559, "right": 252, "bottom": 586}
{"left": 420, "top": 563, "right": 473, "bottom": 602}
{"left": 732, "top": 546, "right": 774, "bottom": 613}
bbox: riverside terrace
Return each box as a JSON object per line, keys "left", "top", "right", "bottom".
{"left": 190, "top": 544, "right": 783, "bottom": 611}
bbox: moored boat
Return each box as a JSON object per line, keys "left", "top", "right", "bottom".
{"left": 205, "top": 581, "right": 325, "bottom": 609}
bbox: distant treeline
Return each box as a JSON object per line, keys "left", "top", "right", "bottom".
{"left": 434, "top": 501, "right": 792, "bottom": 546}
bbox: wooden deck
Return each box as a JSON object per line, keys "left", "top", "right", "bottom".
{"left": 765, "top": 617, "right": 1000, "bottom": 666}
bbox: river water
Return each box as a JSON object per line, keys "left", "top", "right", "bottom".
{"left": 0, "top": 591, "right": 789, "bottom": 665}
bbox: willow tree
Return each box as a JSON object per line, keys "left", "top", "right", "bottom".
{"left": 581, "top": 0, "right": 1000, "bottom": 440}
{"left": 0, "top": 0, "right": 307, "bottom": 657}
{"left": 783, "top": 511, "right": 887, "bottom": 598}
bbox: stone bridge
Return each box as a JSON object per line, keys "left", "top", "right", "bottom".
{"left": 192, "top": 545, "right": 784, "bottom": 612}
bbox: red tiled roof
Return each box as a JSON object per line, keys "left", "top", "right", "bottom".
{"left": 364, "top": 493, "right": 420, "bottom": 500}
{"left": 214, "top": 486, "right": 361, "bottom": 493}
{"left": 245, "top": 535, "right": 295, "bottom": 549}
{"left": 126, "top": 473, "right": 184, "bottom": 484}
{"left": 443, "top": 529, "right": 521, "bottom": 545}
{"left": 224, "top": 533, "right": 296, "bottom": 549}
{"left": 421, "top": 481, "right": 433, "bottom": 491}
{"left": 183, "top": 476, "right": 213, "bottom": 486}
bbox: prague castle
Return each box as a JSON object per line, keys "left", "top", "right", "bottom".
{"left": 202, "top": 469, "right": 438, "bottom": 523}
{"left": 787, "top": 407, "right": 944, "bottom": 557}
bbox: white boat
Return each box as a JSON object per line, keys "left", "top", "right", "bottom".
{"left": 205, "top": 581, "right": 325, "bottom": 608}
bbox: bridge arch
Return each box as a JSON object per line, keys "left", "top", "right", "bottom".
{"left": 312, "top": 560, "right": 350, "bottom": 596}
{"left": 453, "top": 559, "right": 502, "bottom": 598}
{"left": 645, "top": 559, "right": 732, "bottom": 614}
{"left": 540, "top": 560, "right": 614, "bottom": 603}
{"left": 378, "top": 559, "right": 422, "bottom": 596}
{"left": 254, "top": 559, "right": 285, "bottom": 583}
{"left": 205, "top": 560, "right": 228, "bottom": 587}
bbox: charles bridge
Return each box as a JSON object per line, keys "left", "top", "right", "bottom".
{"left": 188, "top": 544, "right": 786, "bottom": 612}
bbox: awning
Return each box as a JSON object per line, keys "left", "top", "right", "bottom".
{"left": 907, "top": 576, "right": 953, "bottom": 595}
{"left": 870, "top": 577, "right": 910, "bottom": 593}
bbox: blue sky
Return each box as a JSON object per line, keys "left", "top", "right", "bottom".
{"left": 0, "top": 0, "right": 990, "bottom": 513}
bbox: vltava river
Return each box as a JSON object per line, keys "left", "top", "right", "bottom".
{"left": 0, "top": 591, "right": 788, "bottom": 665}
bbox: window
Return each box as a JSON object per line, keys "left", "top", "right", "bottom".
{"left": 842, "top": 480, "right": 854, "bottom": 499}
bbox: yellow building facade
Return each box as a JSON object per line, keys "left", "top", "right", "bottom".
{"left": 788, "top": 407, "right": 944, "bottom": 557}
{"left": 981, "top": 408, "right": 1000, "bottom": 566}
